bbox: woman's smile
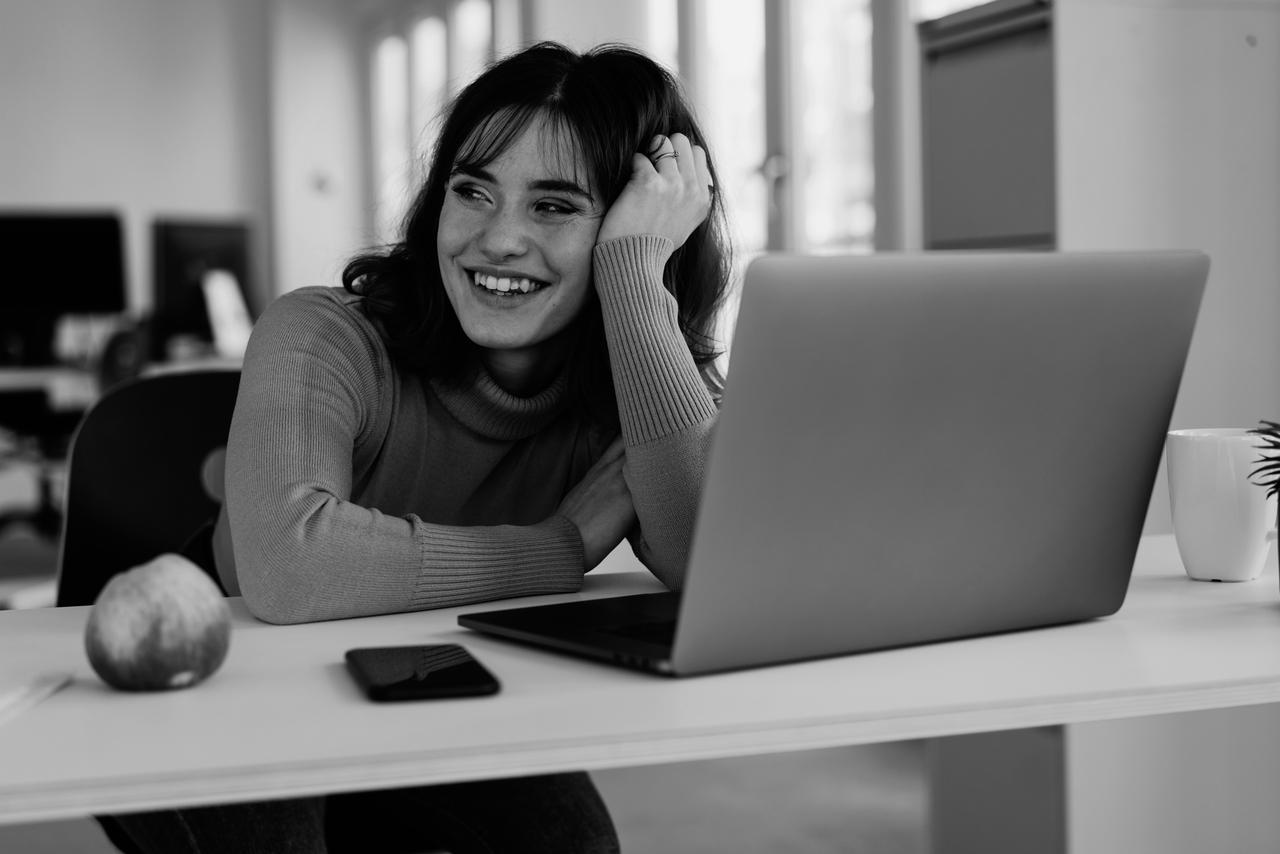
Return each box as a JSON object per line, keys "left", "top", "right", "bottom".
{"left": 469, "top": 269, "right": 550, "bottom": 298}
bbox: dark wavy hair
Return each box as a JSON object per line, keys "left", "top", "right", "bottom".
{"left": 343, "top": 41, "right": 732, "bottom": 427}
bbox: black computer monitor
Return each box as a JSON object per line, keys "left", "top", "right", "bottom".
{"left": 150, "top": 218, "right": 254, "bottom": 360}
{"left": 0, "top": 211, "right": 128, "bottom": 366}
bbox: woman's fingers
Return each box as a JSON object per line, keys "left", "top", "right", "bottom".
{"left": 665, "top": 133, "right": 693, "bottom": 170}
{"left": 663, "top": 133, "right": 713, "bottom": 210}
{"left": 648, "top": 134, "right": 680, "bottom": 160}
{"left": 646, "top": 133, "right": 706, "bottom": 185}
{"left": 653, "top": 134, "right": 698, "bottom": 181}
{"left": 597, "top": 132, "right": 713, "bottom": 248}
{"left": 651, "top": 134, "right": 682, "bottom": 176}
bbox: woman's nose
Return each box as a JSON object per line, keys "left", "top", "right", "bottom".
{"left": 477, "top": 206, "right": 529, "bottom": 259}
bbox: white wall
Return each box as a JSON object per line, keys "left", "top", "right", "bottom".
{"left": 0, "top": 0, "right": 272, "bottom": 314}
{"left": 1056, "top": 0, "right": 1280, "bottom": 533}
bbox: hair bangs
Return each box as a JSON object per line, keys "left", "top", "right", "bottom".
{"left": 451, "top": 104, "right": 537, "bottom": 174}
{"left": 542, "top": 97, "right": 636, "bottom": 209}
{"left": 535, "top": 110, "right": 598, "bottom": 200}
{"left": 451, "top": 105, "right": 597, "bottom": 203}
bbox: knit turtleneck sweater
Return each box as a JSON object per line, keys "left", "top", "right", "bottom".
{"left": 215, "top": 235, "right": 718, "bottom": 624}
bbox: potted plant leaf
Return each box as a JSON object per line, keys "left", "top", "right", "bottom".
{"left": 1249, "top": 420, "right": 1280, "bottom": 578}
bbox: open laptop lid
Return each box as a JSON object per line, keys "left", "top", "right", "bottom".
{"left": 670, "top": 251, "right": 1207, "bottom": 675}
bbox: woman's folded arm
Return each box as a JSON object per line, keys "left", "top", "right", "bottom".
{"left": 224, "top": 290, "right": 583, "bottom": 624}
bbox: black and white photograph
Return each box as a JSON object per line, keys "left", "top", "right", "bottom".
{"left": 1, "top": 0, "right": 1277, "bottom": 851}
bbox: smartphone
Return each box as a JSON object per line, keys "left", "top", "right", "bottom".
{"left": 344, "top": 644, "right": 500, "bottom": 701}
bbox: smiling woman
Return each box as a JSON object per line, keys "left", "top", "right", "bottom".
{"left": 104, "top": 41, "right": 733, "bottom": 854}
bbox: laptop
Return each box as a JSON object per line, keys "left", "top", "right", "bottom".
{"left": 460, "top": 250, "right": 1209, "bottom": 676}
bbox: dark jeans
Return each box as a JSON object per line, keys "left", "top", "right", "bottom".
{"left": 102, "top": 772, "right": 620, "bottom": 854}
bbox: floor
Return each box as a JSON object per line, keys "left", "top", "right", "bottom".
{"left": 0, "top": 743, "right": 928, "bottom": 853}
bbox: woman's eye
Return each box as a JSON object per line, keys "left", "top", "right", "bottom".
{"left": 535, "top": 200, "right": 577, "bottom": 217}
{"left": 450, "top": 184, "right": 488, "bottom": 204}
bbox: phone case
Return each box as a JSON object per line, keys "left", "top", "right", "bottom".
{"left": 344, "top": 644, "right": 501, "bottom": 701}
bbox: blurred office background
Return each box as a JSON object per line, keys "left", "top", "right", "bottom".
{"left": 0, "top": 0, "right": 1277, "bottom": 850}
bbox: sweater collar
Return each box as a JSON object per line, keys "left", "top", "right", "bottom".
{"left": 429, "top": 365, "right": 570, "bottom": 441}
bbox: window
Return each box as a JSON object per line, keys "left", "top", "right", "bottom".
{"left": 410, "top": 16, "right": 447, "bottom": 168}
{"left": 453, "top": 0, "right": 493, "bottom": 85}
{"left": 794, "top": 0, "right": 875, "bottom": 254}
{"left": 689, "top": 0, "right": 875, "bottom": 258}
{"left": 372, "top": 34, "right": 411, "bottom": 243}
{"left": 646, "top": 0, "right": 680, "bottom": 72}
{"left": 679, "top": 0, "right": 875, "bottom": 353}
{"left": 698, "top": 0, "right": 768, "bottom": 257}
{"left": 368, "top": 0, "right": 499, "bottom": 243}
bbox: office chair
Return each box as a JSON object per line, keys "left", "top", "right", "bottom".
{"left": 55, "top": 368, "right": 240, "bottom": 607}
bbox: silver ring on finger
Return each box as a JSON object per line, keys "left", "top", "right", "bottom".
{"left": 652, "top": 151, "right": 678, "bottom": 162}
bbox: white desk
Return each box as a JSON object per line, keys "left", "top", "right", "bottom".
{"left": 0, "top": 535, "right": 1278, "bottom": 850}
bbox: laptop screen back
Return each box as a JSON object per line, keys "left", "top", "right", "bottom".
{"left": 671, "top": 251, "right": 1207, "bottom": 675}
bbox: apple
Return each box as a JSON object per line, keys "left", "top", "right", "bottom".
{"left": 84, "top": 553, "right": 232, "bottom": 691}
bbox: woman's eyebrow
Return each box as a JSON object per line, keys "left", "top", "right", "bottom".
{"left": 452, "top": 165, "right": 593, "bottom": 200}
{"left": 530, "top": 178, "right": 593, "bottom": 199}
{"left": 452, "top": 165, "right": 495, "bottom": 182}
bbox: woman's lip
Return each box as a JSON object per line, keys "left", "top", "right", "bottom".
{"left": 470, "top": 284, "right": 551, "bottom": 306}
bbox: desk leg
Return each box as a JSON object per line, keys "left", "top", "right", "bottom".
{"left": 930, "top": 705, "right": 1280, "bottom": 854}
{"left": 928, "top": 726, "right": 1067, "bottom": 854}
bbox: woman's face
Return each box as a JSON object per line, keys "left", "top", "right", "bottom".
{"left": 437, "top": 117, "right": 604, "bottom": 362}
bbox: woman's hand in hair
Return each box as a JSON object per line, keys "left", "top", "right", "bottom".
{"left": 556, "top": 437, "right": 637, "bottom": 571}
{"left": 596, "top": 133, "right": 714, "bottom": 254}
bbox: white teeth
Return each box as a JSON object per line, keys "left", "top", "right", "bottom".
{"left": 472, "top": 271, "right": 543, "bottom": 296}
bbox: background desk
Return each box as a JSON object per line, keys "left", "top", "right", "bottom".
{"left": 0, "top": 536, "right": 1278, "bottom": 852}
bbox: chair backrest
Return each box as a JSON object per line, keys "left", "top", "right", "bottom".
{"left": 55, "top": 369, "right": 241, "bottom": 607}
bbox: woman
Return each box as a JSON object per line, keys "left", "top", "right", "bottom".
{"left": 108, "top": 41, "right": 731, "bottom": 854}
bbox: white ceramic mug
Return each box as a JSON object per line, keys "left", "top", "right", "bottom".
{"left": 1167, "top": 428, "right": 1277, "bottom": 582}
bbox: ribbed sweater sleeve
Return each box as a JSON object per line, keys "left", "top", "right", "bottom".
{"left": 224, "top": 289, "right": 583, "bottom": 625}
{"left": 592, "top": 235, "right": 720, "bottom": 589}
